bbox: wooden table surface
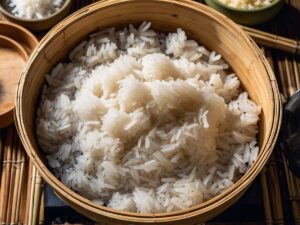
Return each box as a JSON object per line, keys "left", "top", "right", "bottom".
{"left": 0, "top": 1, "right": 300, "bottom": 225}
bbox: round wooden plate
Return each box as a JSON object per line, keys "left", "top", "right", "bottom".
{"left": 0, "top": 35, "right": 28, "bottom": 128}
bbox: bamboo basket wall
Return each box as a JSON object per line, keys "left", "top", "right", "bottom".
{"left": 15, "top": 0, "right": 282, "bottom": 224}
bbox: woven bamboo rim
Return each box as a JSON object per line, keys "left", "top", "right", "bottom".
{"left": 15, "top": 0, "right": 282, "bottom": 224}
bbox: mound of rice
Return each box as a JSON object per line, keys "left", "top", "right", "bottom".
{"left": 218, "top": 0, "right": 275, "bottom": 9}
{"left": 8, "top": 0, "right": 64, "bottom": 19}
{"left": 36, "top": 22, "right": 261, "bottom": 213}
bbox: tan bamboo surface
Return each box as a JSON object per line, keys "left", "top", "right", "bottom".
{"left": 1, "top": 0, "right": 300, "bottom": 225}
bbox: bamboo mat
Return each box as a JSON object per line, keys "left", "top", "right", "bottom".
{"left": 0, "top": 0, "right": 300, "bottom": 225}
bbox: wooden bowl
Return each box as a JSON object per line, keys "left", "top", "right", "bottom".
{"left": 0, "top": 0, "right": 72, "bottom": 31}
{"left": 0, "top": 21, "right": 38, "bottom": 54}
{"left": 204, "top": 0, "right": 284, "bottom": 25}
{"left": 0, "top": 35, "right": 28, "bottom": 128}
{"left": 15, "top": 0, "right": 282, "bottom": 224}
{"left": 0, "top": 22, "right": 37, "bottom": 128}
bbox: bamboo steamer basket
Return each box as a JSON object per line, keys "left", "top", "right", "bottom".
{"left": 15, "top": 0, "right": 282, "bottom": 224}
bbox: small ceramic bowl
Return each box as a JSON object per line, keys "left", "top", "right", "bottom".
{"left": 0, "top": 0, "right": 72, "bottom": 31}
{"left": 204, "top": 0, "right": 284, "bottom": 25}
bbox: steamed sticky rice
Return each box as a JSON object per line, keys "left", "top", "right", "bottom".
{"left": 36, "top": 22, "right": 261, "bottom": 213}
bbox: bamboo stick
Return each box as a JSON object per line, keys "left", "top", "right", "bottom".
{"left": 39, "top": 190, "right": 45, "bottom": 225}
{"left": 262, "top": 47, "right": 274, "bottom": 68}
{"left": 282, "top": 153, "right": 300, "bottom": 225}
{"left": 266, "top": 154, "right": 285, "bottom": 225}
{"left": 20, "top": 153, "right": 29, "bottom": 225}
{"left": 242, "top": 26, "right": 300, "bottom": 55}
{"left": 0, "top": 132, "right": 3, "bottom": 187}
{"left": 276, "top": 53, "right": 289, "bottom": 99}
{"left": 10, "top": 140, "right": 25, "bottom": 224}
{"left": 15, "top": 147, "right": 26, "bottom": 223}
{"left": 9, "top": 140, "right": 21, "bottom": 225}
{"left": 24, "top": 160, "right": 33, "bottom": 225}
{"left": 0, "top": 127, "right": 13, "bottom": 224}
{"left": 293, "top": 57, "right": 300, "bottom": 89}
{"left": 284, "top": 57, "right": 297, "bottom": 96}
{"left": 0, "top": 134, "right": 8, "bottom": 225}
{"left": 32, "top": 171, "right": 43, "bottom": 225}
{"left": 260, "top": 167, "right": 273, "bottom": 225}
{"left": 6, "top": 131, "right": 17, "bottom": 223}
{"left": 27, "top": 165, "right": 37, "bottom": 225}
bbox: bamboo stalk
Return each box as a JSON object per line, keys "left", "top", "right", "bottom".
{"left": 261, "top": 47, "right": 275, "bottom": 70}
{"left": 6, "top": 130, "right": 18, "bottom": 223}
{"left": 276, "top": 54, "right": 289, "bottom": 98}
{"left": 293, "top": 57, "right": 300, "bottom": 89}
{"left": 15, "top": 147, "right": 26, "bottom": 224}
{"left": 260, "top": 167, "right": 273, "bottom": 225}
{"left": 20, "top": 153, "right": 30, "bottom": 225}
{"left": 9, "top": 141, "right": 21, "bottom": 225}
{"left": 284, "top": 57, "right": 297, "bottom": 96}
{"left": 0, "top": 127, "right": 13, "bottom": 224}
{"left": 32, "top": 171, "right": 43, "bottom": 225}
{"left": 282, "top": 153, "right": 300, "bottom": 225}
{"left": 6, "top": 128, "right": 17, "bottom": 222}
{"left": 10, "top": 141, "right": 24, "bottom": 224}
{"left": 242, "top": 26, "right": 300, "bottom": 55}
{"left": 0, "top": 132, "right": 3, "bottom": 187}
{"left": 0, "top": 135, "right": 8, "bottom": 225}
{"left": 291, "top": 181, "right": 300, "bottom": 225}
{"left": 39, "top": 190, "right": 45, "bottom": 225}
{"left": 266, "top": 154, "right": 285, "bottom": 225}
{"left": 24, "top": 160, "right": 34, "bottom": 225}
{"left": 27, "top": 165, "right": 37, "bottom": 225}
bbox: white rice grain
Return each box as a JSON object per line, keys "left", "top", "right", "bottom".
{"left": 36, "top": 22, "right": 261, "bottom": 214}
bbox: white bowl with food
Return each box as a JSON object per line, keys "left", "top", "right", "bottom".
{"left": 0, "top": 0, "right": 72, "bottom": 31}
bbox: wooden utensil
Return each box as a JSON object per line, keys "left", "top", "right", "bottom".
{"left": 0, "top": 21, "right": 38, "bottom": 54}
{"left": 0, "top": 35, "right": 28, "bottom": 128}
